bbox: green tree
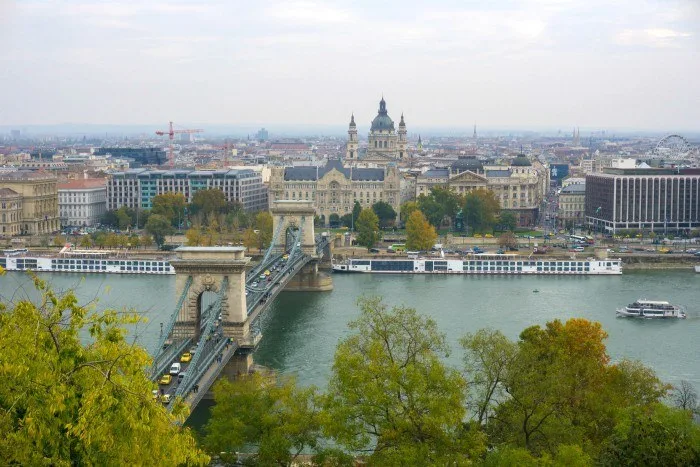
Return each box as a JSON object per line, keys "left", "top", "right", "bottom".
{"left": 354, "top": 208, "right": 380, "bottom": 250}
{"left": 417, "top": 193, "right": 445, "bottom": 228}
{"left": 151, "top": 192, "right": 186, "bottom": 228}
{"left": 145, "top": 214, "right": 174, "bottom": 247}
{"left": 500, "top": 210, "right": 518, "bottom": 231}
{"left": 400, "top": 200, "right": 419, "bottom": 226}
{"left": 190, "top": 189, "right": 226, "bottom": 224}
{"left": 372, "top": 201, "right": 397, "bottom": 228}
{"left": 352, "top": 201, "right": 362, "bottom": 225}
{"left": 340, "top": 213, "right": 354, "bottom": 228}
{"left": 431, "top": 186, "right": 463, "bottom": 219}
{"left": 255, "top": 211, "right": 274, "bottom": 250}
{"left": 323, "top": 297, "right": 486, "bottom": 465}
{"left": 405, "top": 210, "right": 437, "bottom": 251}
{"left": 0, "top": 272, "right": 208, "bottom": 465}
{"left": 204, "top": 373, "right": 323, "bottom": 466}
{"left": 329, "top": 213, "right": 341, "bottom": 227}
{"left": 599, "top": 403, "right": 700, "bottom": 466}
{"left": 464, "top": 188, "right": 500, "bottom": 233}
{"left": 115, "top": 206, "right": 132, "bottom": 231}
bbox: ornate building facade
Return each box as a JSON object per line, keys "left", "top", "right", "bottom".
{"left": 269, "top": 159, "right": 401, "bottom": 226}
{"left": 415, "top": 156, "right": 549, "bottom": 226}
{"left": 0, "top": 171, "right": 59, "bottom": 235}
{"left": 346, "top": 97, "right": 407, "bottom": 165}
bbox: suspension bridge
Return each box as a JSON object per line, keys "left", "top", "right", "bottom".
{"left": 148, "top": 201, "right": 332, "bottom": 415}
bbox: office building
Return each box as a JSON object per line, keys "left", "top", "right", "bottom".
{"left": 107, "top": 168, "right": 267, "bottom": 212}
{"left": 558, "top": 183, "right": 586, "bottom": 228}
{"left": 585, "top": 168, "right": 700, "bottom": 232}
{"left": 94, "top": 147, "right": 167, "bottom": 166}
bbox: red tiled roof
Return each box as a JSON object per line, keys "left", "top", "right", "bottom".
{"left": 57, "top": 178, "right": 107, "bottom": 190}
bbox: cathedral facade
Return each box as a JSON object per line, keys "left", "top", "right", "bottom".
{"left": 346, "top": 97, "right": 407, "bottom": 165}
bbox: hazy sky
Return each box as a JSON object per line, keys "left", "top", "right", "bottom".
{"left": 1, "top": 0, "right": 699, "bottom": 131}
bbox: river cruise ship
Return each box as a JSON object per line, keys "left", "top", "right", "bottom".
{"left": 332, "top": 254, "right": 622, "bottom": 275}
{"left": 1, "top": 247, "right": 175, "bottom": 275}
{"left": 616, "top": 299, "right": 686, "bottom": 319}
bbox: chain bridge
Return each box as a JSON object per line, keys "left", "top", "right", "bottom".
{"left": 149, "top": 201, "right": 332, "bottom": 415}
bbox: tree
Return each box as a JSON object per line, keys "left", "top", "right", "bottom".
{"left": 329, "top": 213, "right": 340, "bottom": 227}
{"left": 372, "top": 201, "right": 397, "bottom": 228}
{"left": 460, "top": 329, "right": 518, "bottom": 426}
{"left": 255, "top": 211, "right": 274, "bottom": 250}
{"left": 417, "top": 194, "right": 445, "bottom": 228}
{"left": 598, "top": 403, "right": 700, "bottom": 466}
{"left": 352, "top": 201, "right": 362, "bottom": 226}
{"left": 431, "top": 186, "right": 463, "bottom": 220}
{"left": 340, "top": 213, "right": 354, "bottom": 228}
{"left": 78, "top": 235, "right": 93, "bottom": 248}
{"left": 151, "top": 192, "right": 186, "bottom": 228}
{"left": 140, "top": 234, "right": 154, "bottom": 249}
{"left": 463, "top": 189, "right": 500, "bottom": 233}
{"left": 354, "top": 208, "right": 380, "bottom": 250}
{"left": 0, "top": 272, "right": 208, "bottom": 465}
{"left": 204, "top": 373, "right": 323, "bottom": 466}
{"left": 190, "top": 189, "right": 226, "bottom": 224}
{"left": 672, "top": 380, "right": 698, "bottom": 413}
{"left": 400, "top": 200, "right": 419, "bottom": 226}
{"left": 499, "top": 210, "right": 518, "bottom": 231}
{"left": 115, "top": 206, "right": 132, "bottom": 231}
{"left": 53, "top": 235, "right": 66, "bottom": 248}
{"left": 185, "top": 227, "right": 203, "bottom": 246}
{"left": 145, "top": 214, "right": 174, "bottom": 248}
{"left": 498, "top": 231, "right": 518, "bottom": 250}
{"left": 324, "top": 297, "right": 485, "bottom": 465}
{"left": 243, "top": 227, "right": 259, "bottom": 252}
{"left": 405, "top": 210, "right": 437, "bottom": 251}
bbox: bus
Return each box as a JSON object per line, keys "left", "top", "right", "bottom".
{"left": 569, "top": 235, "right": 594, "bottom": 245}
{"left": 388, "top": 243, "right": 406, "bottom": 253}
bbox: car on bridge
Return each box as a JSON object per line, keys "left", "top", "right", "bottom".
{"left": 159, "top": 374, "right": 172, "bottom": 385}
{"left": 169, "top": 362, "right": 181, "bottom": 375}
{"left": 180, "top": 352, "right": 192, "bottom": 363}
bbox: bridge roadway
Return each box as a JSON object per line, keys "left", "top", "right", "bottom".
{"left": 151, "top": 234, "right": 330, "bottom": 412}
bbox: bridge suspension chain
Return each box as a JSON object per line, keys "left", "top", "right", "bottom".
{"left": 248, "top": 216, "right": 285, "bottom": 281}
{"left": 174, "top": 276, "right": 228, "bottom": 399}
{"left": 150, "top": 276, "right": 192, "bottom": 370}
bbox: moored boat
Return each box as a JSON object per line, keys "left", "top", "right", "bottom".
{"left": 695, "top": 265, "right": 700, "bottom": 273}
{"left": 332, "top": 254, "right": 622, "bottom": 275}
{"left": 616, "top": 299, "right": 686, "bottom": 319}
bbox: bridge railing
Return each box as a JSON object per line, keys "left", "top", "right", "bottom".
{"left": 248, "top": 216, "right": 286, "bottom": 281}
{"left": 184, "top": 339, "right": 240, "bottom": 410}
{"left": 174, "top": 276, "right": 228, "bottom": 400}
{"left": 151, "top": 276, "right": 192, "bottom": 372}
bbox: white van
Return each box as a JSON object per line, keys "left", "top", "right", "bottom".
{"left": 169, "top": 362, "right": 181, "bottom": 375}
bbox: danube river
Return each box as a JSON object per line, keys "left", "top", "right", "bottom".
{"left": 2, "top": 270, "right": 698, "bottom": 395}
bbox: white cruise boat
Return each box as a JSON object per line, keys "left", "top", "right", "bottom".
{"left": 332, "top": 254, "right": 622, "bottom": 275}
{"left": 695, "top": 265, "right": 700, "bottom": 273}
{"left": 616, "top": 299, "right": 686, "bottom": 319}
{"left": 1, "top": 246, "right": 174, "bottom": 275}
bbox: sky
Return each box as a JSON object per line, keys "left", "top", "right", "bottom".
{"left": 1, "top": 0, "right": 699, "bottom": 132}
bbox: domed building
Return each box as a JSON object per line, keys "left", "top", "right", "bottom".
{"left": 346, "top": 97, "right": 407, "bottom": 166}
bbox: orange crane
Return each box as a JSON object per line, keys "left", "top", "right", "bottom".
{"left": 155, "top": 121, "right": 204, "bottom": 168}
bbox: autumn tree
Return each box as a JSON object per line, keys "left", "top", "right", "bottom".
{"left": 372, "top": 201, "right": 397, "bottom": 228}
{"left": 78, "top": 235, "right": 93, "bottom": 248}
{"left": 53, "top": 235, "right": 66, "bottom": 248}
{"left": 243, "top": 227, "right": 259, "bottom": 252}
{"left": 323, "top": 297, "right": 486, "bottom": 465}
{"left": 190, "top": 188, "right": 226, "bottom": 225}
{"left": 204, "top": 373, "right": 323, "bottom": 466}
{"left": 354, "top": 208, "right": 380, "bottom": 250}
{"left": 185, "top": 227, "right": 203, "bottom": 246}
{"left": 0, "top": 272, "right": 208, "bottom": 465}
{"left": 255, "top": 211, "right": 274, "bottom": 250}
{"left": 498, "top": 231, "right": 518, "bottom": 250}
{"left": 405, "top": 210, "right": 437, "bottom": 251}
{"left": 400, "top": 200, "right": 419, "bottom": 226}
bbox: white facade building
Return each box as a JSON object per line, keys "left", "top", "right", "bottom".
{"left": 58, "top": 179, "right": 107, "bottom": 227}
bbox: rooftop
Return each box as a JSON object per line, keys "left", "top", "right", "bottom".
{"left": 0, "top": 187, "right": 20, "bottom": 197}
{"left": 561, "top": 183, "right": 586, "bottom": 194}
{"left": 284, "top": 159, "right": 385, "bottom": 181}
{"left": 0, "top": 170, "right": 57, "bottom": 181}
{"left": 58, "top": 178, "right": 107, "bottom": 190}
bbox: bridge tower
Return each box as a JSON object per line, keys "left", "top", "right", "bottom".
{"left": 270, "top": 200, "right": 333, "bottom": 291}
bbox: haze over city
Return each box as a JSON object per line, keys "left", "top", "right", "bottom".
{"left": 2, "top": 0, "right": 699, "bottom": 133}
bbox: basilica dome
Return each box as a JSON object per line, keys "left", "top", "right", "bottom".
{"left": 370, "top": 97, "right": 395, "bottom": 132}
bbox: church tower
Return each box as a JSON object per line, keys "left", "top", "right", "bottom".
{"left": 367, "top": 96, "right": 399, "bottom": 160}
{"left": 397, "top": 113, "right": 407, "bottom": 159}
{"left": 346, "top": 113, "right": 358, "bottom": 160}
{"left": 417, "top": 134, "right": 423, "bottom": 152}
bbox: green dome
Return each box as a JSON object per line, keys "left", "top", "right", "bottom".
{"left": 370, "top": 97, "right": 394, "bottom": 132}
{"left": 512, "top": 155, "right": 531, "bottom": 166}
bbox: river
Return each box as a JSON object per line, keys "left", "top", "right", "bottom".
{"left": 2, "top": 270, "right": 698, "bottom": 424}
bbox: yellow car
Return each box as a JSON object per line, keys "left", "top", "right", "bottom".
{"left": 485, "top": 233, "right": 494, "bottom": 238}
{"left": 159, "top": 374, "right": 172, "bottom": 385}
{"left": 264, "top": 270, "right": 271, "bottom": 276}
{"left": 474, "top": 233, "right": 483, "bottom": 238}
{"left": 180, "top": 352, "right": 192, "bottom": 363}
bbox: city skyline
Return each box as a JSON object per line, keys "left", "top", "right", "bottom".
{"left": 2, "top": 0, "right": 699, "bottom": 130}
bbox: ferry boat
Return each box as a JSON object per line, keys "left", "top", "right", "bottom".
{"left": 332, "top": 254, "right": 622, "bottom": 275}
{"left": 0, "top": 246, "right": 175, "bottom": 275}
{"left": 616, "top": 299, "right": 686, "bottom": 319}
{"left": 695, "top": 265, "right": 700, "bottom": 273}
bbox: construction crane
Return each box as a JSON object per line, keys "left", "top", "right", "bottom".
{"left": 155, "top": 121, "right": 204, "bottom": 168}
